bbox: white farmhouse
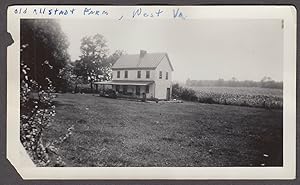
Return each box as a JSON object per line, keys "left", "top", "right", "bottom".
{"left": 95, "top": 50, "right": 174, "bottom": 100}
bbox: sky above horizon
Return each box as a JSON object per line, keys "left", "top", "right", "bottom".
{"left": 59, "top": 19, "right": 283, "bottom": 82}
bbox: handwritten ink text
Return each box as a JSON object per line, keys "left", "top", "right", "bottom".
{"left": 83, "top": 8, "right": 109, "bottom": 16}
{"left": 173, "top": 8, "right": 187, "bottom": 19}
{"left": 132, "top": 8, "right": 164, "bottom": 18}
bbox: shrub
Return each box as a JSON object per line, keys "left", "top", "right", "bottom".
{"left": 20, "top": 61, "right": 71, "bottom": 166}
{"left": 20, "top": 62, "right": 55, "bottom": 166}
{"left": 198, "top": 97, "right": 216, "bottom": 104}
{"left": 172, "top": 83, "right": 198, "bottom": 102}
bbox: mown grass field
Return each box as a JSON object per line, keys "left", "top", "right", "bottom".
{"left": 43, "top": 93, "right": 283, "bottom": 167}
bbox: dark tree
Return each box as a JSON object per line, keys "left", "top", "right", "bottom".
{"left": 20, "top": 19, "right": 70, "bottom": 91}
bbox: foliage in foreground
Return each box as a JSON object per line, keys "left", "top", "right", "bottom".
{"left": 20, "top": 20, "right": 123, "bottom": 166}
{"left": 20, "top": 61, "right": 55, "bottom": 166}
{"left": 20, "top": 61, "right": 75, "bottom": 166}
{"left": 20, "top": 19, "right": 74, "bottom": 166}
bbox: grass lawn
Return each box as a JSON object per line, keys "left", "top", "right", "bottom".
{"left": 43, "top": 93, "right": 283, "bottom": 167}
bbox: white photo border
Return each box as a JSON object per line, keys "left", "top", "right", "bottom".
{"left": 7, "top": 5, "right": 297, "bottom": 179}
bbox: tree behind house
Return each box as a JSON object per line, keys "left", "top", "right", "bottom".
{"left": 74, "top": 34, "right": 124, "bottom": 91}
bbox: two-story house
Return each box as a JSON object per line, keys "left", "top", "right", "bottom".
{"left": 95, "top": 50, "right": 174, "bottom": 100}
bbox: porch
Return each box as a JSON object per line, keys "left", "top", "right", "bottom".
{"left": 94, "top": 80, "right": 155, "bottom": 99}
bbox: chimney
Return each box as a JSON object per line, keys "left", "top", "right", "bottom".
{"left": 140, "top": 50, "right": 147, "bottom": 58}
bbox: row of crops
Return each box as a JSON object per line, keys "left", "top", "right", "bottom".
{"left": 189, "top": 86, "right": 283, "bottom": 109}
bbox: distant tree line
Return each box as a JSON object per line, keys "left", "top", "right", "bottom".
{"left": 186, "top": 77, "right": 283, "bottom": 89}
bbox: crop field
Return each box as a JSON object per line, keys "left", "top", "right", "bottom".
{"left": 188, "top": 86, "right": 283, "bottom": 109}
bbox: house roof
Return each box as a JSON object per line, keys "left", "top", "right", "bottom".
{"left": 112, "top": 52, "right": 174, "bottom": 71}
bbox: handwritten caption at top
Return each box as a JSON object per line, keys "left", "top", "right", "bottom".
{"left": 13, "top": 7, "right": 187, "bottom": 20}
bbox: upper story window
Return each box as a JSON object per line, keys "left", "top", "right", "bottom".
{"left": 117, "top": 71, "right": 120, "bottom": 78}
{"left": 146, "top": 71, "right": 150, "bottom": 79}
{"left": 159, "top": 71, "right": 162, "bottom": 79}
{"left": 166, "top": 72, "right": 168, "bottom": 80}
{"left": 137, "top": 71, "right": 141, "bottom": 78}
{"left": 124, "top": 70, "right": 128, "bottom": 78}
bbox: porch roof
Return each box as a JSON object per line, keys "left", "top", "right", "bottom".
{"left": 94, "top": 80, "right": 154, "bottom": 86}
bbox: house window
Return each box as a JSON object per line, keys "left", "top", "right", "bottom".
{"left": 146, "top": 71, "right": 150, "bottom": 78}
{"left": 159, "top": 71, "right": 162, "bottom": 79}
{"left": 146, "top": 85, "right": 149, "bottom": 93}
{"left": 124, "top": 70, "right": 128, "bottom": 78}
{"left": 136, "top": 86, "right": 140, "bottom": 95}
{"left": 137, "top": 71, "right": 141, "bottom": 78}
{"left": 166, "top": 72, "right": 168, "bottom": 80}
{"left": 117, "top": 71, "right": 120, "bottom": 78}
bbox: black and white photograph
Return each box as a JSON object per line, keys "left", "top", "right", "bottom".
{"left": 6, "top": 5, "right": 296, "bottom": 179}
{"left": 19, "top": 17, "right": 284, "bottom": 167}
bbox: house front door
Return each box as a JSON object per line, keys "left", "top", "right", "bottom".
{"left": 166, "top": 88, "right": 171, "bottom": 100}
{"left": 136, "top": 86, "right": 140, "bottom": 95}
{"left": 123, "top": 85, "right": 127, "bottom": 94}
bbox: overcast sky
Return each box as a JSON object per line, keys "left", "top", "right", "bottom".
{"left": 59, "top": 19, "right": 283, "bottom": 82}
